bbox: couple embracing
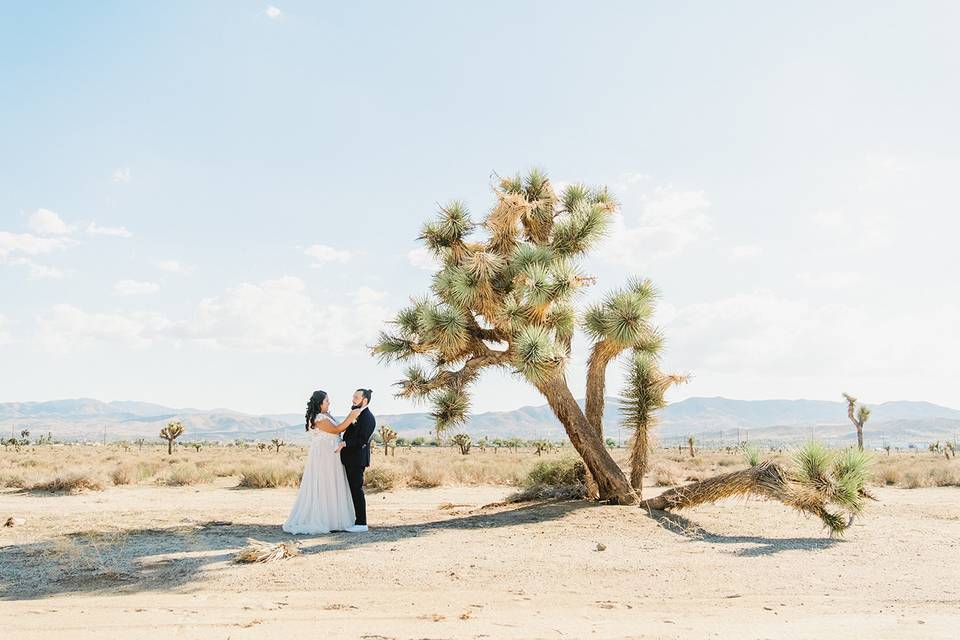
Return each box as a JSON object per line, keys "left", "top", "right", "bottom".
{"left": 282, "top": 388, "right": 376, "bottom": 534}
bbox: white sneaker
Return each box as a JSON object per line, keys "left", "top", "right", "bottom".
{"left": 345, "top": 524, "right": 369, "bottom": 533}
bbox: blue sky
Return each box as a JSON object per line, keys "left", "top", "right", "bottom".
{"left": 2, "top": 1, "right": 958, "bottom": 417}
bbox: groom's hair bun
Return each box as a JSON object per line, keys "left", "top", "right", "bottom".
{"left": 357, "top": 388, "right": 372, "bottom": 403}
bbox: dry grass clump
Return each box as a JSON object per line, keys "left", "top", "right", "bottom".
{"left": 110, "top": 465, "right": 135, "bottom": 486}
{"left": 868, "top": 455, "right": 960, "bottom": 488}
{"left": 408, "top": 459, "right": 447, "bottom": 488}
{"left": 163, "top": 463, "right": 214, "bottom": 486}
{"left": 236, "top": 463, "right": 301, "bottom": 488}
{"left": 235, "top": 539, "right": 299, "bottom": 563}
{"left": 0, "top": 471, "right": 29, "bottom": 488}
{"left": 363, "top": 466, "right": 398, "bottom": 492}
{"left": 32, "top": 471, "right": 105, "bottom": 494}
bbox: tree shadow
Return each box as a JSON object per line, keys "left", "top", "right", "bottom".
{"left": 647, "top": 509, "right": 842, "bottom": 556}
{"left": 0, "top": 500, "right": 588, "bottom": 601}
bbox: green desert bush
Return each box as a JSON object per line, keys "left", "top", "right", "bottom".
{"left": 509, "top": 457, "right": 586, "bottom": 501}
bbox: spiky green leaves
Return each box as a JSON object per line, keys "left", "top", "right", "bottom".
{"left": 619, "top": 351, "right": 672, "bottom": 431}
{"left": 583, "top": 283, "right": 660, "bottom": 348}
{"left": 419, "top": 201, "right": 474, "bottom": 252}
{"left": 430, "top": 388, "right": 470, "bottom": 434}
{"left": 395, "top": 365, "right": 432, "bottom": 400}
{"left": 513, "top": 325, "right": 566, "bottom": 383}
{"left": 419, "top": 303, "right": 469, "bottom": 357}
{"left": 372, "top": 331, "right": 416, "bottom": 363}
{"left": 857, "top": 405, "right": 871, "bottom": 424}
{"left": 551, "top": 201, "right": 612, "bottom": 257}
{"left": 792, "top": 441, "right": 872, "bottom": 534}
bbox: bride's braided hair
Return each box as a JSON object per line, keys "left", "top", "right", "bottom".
{"left": 305, "top": 390, "right": 328, "bottom": 431}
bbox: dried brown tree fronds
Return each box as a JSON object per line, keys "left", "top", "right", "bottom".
{"left": 235, "top": 539, "right": 299, "bottom": 564}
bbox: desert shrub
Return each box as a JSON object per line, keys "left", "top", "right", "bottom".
{"left": 508, "top": 457, "right": 586, "bottom": 501}
{"left": 408, "top": 459, "right": 446, "bottom": 488}
{"left": 236, "top": 463, "right": 301, "bottom": 488}
{"left": 651, "top": 462, "right": 680, "bottom": 487}
{"left": 110, "top": 465, "right": 135, "bottom": 486}
{"left": 0, "top": 471, "right": 28, "bottom": 488}
{"left": 164, "top": 463, "right": 213, "bottom": 486}
{"left": 33, "top": 472, "right": 104, "bottom": 493}
{"left": 364, "top": 466, "right": 398, "bottom": 492}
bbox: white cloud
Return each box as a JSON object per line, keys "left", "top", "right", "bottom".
{"left": 36, "top": 305, "right": 171, "bottom": 353}
{"left": 112, "top": 168, "right": 131, "bottom": 183}
{"left": 265, "top": 5, "right": 282, "bottom": 19}
{"left": 407, "top": 247, "right": 440, "bottom": 271}
{"left": 87, "top": 222, "right": 132, "bottom": 238}
{"left": 351, "top": 286, "right": 387, "bottom": 305}
{"left": 156, "top": 259, "right": 194, "bottom": 274}
{"left": 0, "top": 231, "right": 71, "bottom": 258}
{"left": 27, "top": 209, "right": 72, "bottom": 236}
{"left": 796, "top": 271, "right": 863, "bottom": 289}
{"left": 181, "top": 276, "right": 387, "bottom": 353}
{"left": 601, "top": 185, "right": 712, "bottom": 268}
{"left": 305, "top": 244, "right": 352, "bottom": 265}
{"left": 809, "top": 208, "right": 894, "bottom": 252}
{"left": 113, "top": 280, "right": 160, "bottom": 296}
{"left": 730, "top": 244, "right": 762, "bottom": 259}
{"left": 659, "top": 290, "right": 960, "bottom": 381}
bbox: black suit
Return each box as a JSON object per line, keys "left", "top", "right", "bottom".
{"left": 340, "top": 407, "right": 375, "bottom": 525}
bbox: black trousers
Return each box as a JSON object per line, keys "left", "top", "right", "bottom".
{"left": 344, "top": 465, "right": 366, "bottom": 525}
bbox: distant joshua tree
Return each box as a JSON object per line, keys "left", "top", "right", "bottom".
{"left": 379, "top": 425, "right": 398, "bottom": 457}
{"left": 135, "top": 438, "right": 145, "bottom": 452}
{"left": 842, "top": 393, "right": 871, "bottom": 451}
{"left": 451, "top": 433, "right": 472, "bottom": 455}
{"left": 271, "top": 438, "right": 285, "bottom": 454}
{"left": 191, "top": 442, "right": 203, "bottom": 453}
{"left": 533, "top": 440, "right": 554, "bottom": 456}
{"left": 687, "top": 435, "right": 697, "bottom": 458}
{"left": 257, "top": 442, "right": 267, "bottom": 453}
{"left": 159, "top": 421, "right": 184, "bottom": 455}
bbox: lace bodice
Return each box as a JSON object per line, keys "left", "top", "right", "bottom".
{"left": 309, "top": 414, "right": 340, "bottom": 442}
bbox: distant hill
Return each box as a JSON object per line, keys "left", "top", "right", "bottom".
{"left": 2, "top": 396, "right": 958, "bottom": 448}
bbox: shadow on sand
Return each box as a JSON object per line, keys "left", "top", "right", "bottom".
{"left": 0, "top": 500, "right": 587, "bottom": 600}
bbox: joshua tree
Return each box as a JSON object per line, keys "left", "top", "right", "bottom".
{"left": 373, "top": 169, "right": 670, "bottom": 504}
{"left": 687, "top": 435, "right": 697, "bottom": 458}
{"left": 451, "top": 433, "right": 472, "bottom": 455}
{"left": 533, "top": 439, "right": 554, "bottom": 456}
{"left": 619, "top": 351, "right": 687, "bottom": 493}
{"left": 135, "top": 438, "right": 145, "bottom": 452}
{"left": 842, "top": 392, "right": 871, "bottom": 451}
{"left": 159, "top": 421, "right": 184, "bottom": 455}
{"left": 191, "top": 442, "right": 203, "bottom": 453}
{"left": 477, "top": 436, "right": 489, "bottom": 452}
{"left": 946, "top": 441, "right": 956, "bottom": 459}
{"left": 271, "top": 438, "right": 285, "bottom": 454}
{"left": 643, "top": 442, "right": 874, "bottom": 536}
{"left": 257, "top": 442, "right": 267, "bottom": 453}
{"left": 380, "top": 425, "right": 398, "bottom": 457}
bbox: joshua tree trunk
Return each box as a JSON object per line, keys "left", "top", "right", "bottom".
{"left": 536, "top": 375, "right": 636, "bottom": 504}
{"left": 583, "top": 340, "right": 624, "bottom": 499}
{"left": 642, "top": 462, "right": 788, "bottom": 511}
{"left": 856, "top": 426, "right": 863, "bottom": 451}
{"left": 166, "top": 439, "right": 173, "bottom": 455}
{"left": 628, "top": 431, "right": 649, "bottom": 492}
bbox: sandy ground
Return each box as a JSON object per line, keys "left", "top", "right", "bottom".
{"left": 1, "top": 481, "right": 959, "bottom": 639}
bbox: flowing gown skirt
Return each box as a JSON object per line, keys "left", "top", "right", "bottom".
{"left": 283, "top": 430, "right": 356, "bottom": 534}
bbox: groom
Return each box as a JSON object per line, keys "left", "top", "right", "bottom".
{"left": 341, "top": 388, "right": 376, "bottom": 532}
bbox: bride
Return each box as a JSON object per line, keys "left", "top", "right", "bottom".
{"left": 282, "top": 390, "right": 363, "bottom": 534}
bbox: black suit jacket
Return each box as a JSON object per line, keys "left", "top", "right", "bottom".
{"left": 340, "top": 407, "right": 376, "bottom": 468}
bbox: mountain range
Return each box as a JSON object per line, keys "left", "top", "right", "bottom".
{"left": 3, "top": 396, "right": 959, "bottom": 448}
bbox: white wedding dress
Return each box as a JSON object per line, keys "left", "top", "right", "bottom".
{"left": 282, "top": 414, "right": 356, "bottom": 534}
